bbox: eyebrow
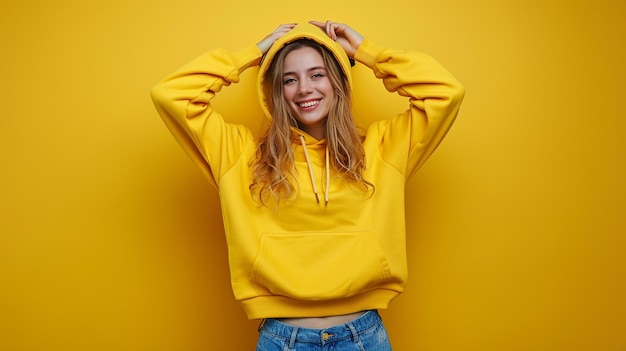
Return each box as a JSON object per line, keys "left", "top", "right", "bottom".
{"left": 283, "top": 66, "right": 327, "bottom": 76}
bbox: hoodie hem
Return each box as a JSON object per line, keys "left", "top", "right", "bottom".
{"left": 239, "top": 289, "right": 401, "bottom": 320}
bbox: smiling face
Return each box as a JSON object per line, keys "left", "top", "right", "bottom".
{"left": 282, "top": 46, "right": 336, "bottom": 140}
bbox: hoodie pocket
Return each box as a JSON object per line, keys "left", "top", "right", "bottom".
{"left": 250, "top": 231, "right": 391, "bottom": 300}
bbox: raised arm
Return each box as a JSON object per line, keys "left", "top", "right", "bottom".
{"left": 150, "top": 46, "right": 261, "bottom": 186}
{"left": 150, "top": 24, "right": 296, "bottom": 186}
{"left": 310, "top": 20, "right": 464, "bottom": 178}
{"left": 356, "top": 38, "right": 465, "bottom": 178}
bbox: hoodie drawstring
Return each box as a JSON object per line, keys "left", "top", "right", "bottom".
{"left": 299, "top": 135, "right": 330, "bottom": 206}
{"left": 324, "top": 146, "right": 330, "bottom": 205}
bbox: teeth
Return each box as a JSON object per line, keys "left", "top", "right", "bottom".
{"left": 299, "top": 100, "right": 319, "bottom": 108}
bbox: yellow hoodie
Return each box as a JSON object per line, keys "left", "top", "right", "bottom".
{"left": 151, "top": 23, "right": 464, "bottom": 319}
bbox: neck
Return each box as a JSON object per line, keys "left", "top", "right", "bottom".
{"left": 299, "top": 124, "right": 325, "bottom": 141}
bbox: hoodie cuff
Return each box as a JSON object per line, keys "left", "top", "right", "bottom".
{"left": 232, "top": 44, "right": 264, "bottom": 73}
{"left": 354, "top": 39, "right": 386, "bottom": 69}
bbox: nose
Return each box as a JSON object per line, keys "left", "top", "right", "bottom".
{"left": 298, "top": 80, "right": 313, "bottom": 95}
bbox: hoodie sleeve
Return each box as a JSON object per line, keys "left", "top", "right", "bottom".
{"left": 150, "top": 45, "right": 263, "bottom": 187}
{"left": 355, "top": 39, "right": 465, "bottom": 179}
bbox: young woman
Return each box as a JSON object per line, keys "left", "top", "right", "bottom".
{"left": 151, "top": 20, "right": 464, "bottom": 351}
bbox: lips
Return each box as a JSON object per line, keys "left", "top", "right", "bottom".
{"left": 297, "top": 99, "right": 321, "bottom": 108}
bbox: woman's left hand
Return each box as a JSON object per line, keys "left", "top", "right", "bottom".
{"left": 309, "top": 20, "right": 364, "bottom": 58}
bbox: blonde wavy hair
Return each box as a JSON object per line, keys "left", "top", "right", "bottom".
{"left": 250, "top": 39, "right": 373, "bottom": 206}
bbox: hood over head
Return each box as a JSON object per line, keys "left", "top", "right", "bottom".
{"left": 257, "top": 22, "right": 354, "bottom": 122}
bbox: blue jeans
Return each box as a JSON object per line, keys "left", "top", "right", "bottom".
{"left": 256, "top": 310, "right": 392, "bottom": 351}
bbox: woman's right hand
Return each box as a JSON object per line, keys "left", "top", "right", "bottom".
{"left": 256, "top": 23, "right": 297, "bottom": 54}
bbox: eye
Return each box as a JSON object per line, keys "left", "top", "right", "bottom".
{"left": 311, "top": 73, "right": 325, "bottom": 79}
{"left": 283, "top": 77, "right": 296, "bottom": 85}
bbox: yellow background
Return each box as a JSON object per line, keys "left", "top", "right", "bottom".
{"left": 1, "top": 0, "right": 625, "bottom": 350}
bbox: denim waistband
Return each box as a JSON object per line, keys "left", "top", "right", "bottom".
{"left": 258, "top": 310, "right": 382, "bottom": 346}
